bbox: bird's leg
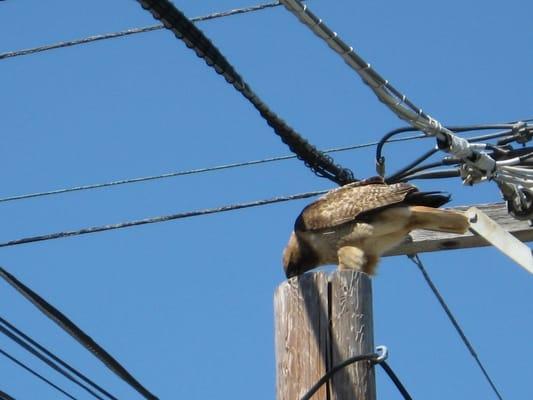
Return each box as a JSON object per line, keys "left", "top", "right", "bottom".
{"left": 337, "top": 246, "right": 365, "bottom": 272}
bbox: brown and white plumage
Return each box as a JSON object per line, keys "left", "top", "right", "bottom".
{"left": 282, "top": 177, "right": 469, "bottom": 278}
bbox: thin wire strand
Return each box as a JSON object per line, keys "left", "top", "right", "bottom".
{"left": 0, "top": 1, "right": 281, "bottom": 61}
{"left": 0, "top": 135, "right": 424, "bottom": 204}
{"left": 0, "top": 190, "right": 327, "bottom": 248}
{"left": 0, "top": 347, "right": 79, "bottom": 400}
{"left": 408, "top": 254, "right": 504, "bottom": 400}
{"left": 0, "top": 317, "right": 117, "bottom": 400}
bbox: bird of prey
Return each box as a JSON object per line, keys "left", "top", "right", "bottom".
{"left": 283, "top": 177, "right": 469, "bottom": 278}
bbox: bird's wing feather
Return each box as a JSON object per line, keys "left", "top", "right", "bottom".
{"left": 295, "top": 181, "right": 417, "bottom": 231}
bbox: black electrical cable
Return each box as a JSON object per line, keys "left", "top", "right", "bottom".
{"left": 379, "top": 361, "right": 413, "bottom": 400}
{"left": 395, "top": 161, "right": 448, "bottom": 180}
{"left": 0, "top": 390, "right": 16, "bottom": 400}
{"left": 376, "top": 123, "right": 530, "bottom": 177}
{"left": 468, "top": 129, "right": 518, "bottom": 143}
{"left": 385, "top": 147, "right": 439, "bottom": 183}
{"left": 0, "top": 325, "right": 106, "bottom": 400}
{"left": 0, "top": 347, "right": 79, "bottom": 400}
{"left": 135, "top": 0, "right": 354, "bottom": 185}
{"left": 0, "top": 268, "right": 158, "bottom": 400}
{"left": 376, "top": 127, "right": 421, "bottom": 174}
{"left": 300, "top": 352, "right": 413, "bottom": 400}
{"left": 398, "top": 168, "right": 460, "bottom": 182}
{"left": 0, "top": 317, "right": 118, "bottom": 400}
{"left": 0, "top": 189, "right": 326, "bottom": 248}
{"left": 408, "top": 255, "right": 504, "bottom": 400}
{"left": 300, "top": 353, "right": 378, "bottom": 400}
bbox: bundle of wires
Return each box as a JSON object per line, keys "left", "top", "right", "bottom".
{"left": 377, "top": 121, "right": 533, "bottom": 182}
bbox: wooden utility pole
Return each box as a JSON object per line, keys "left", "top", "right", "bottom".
{"left": 274, "top": 271, "right": 375, "bottom": 400}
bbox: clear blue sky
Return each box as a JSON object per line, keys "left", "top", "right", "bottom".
{"left": 1, "top": 0, "right": 532, "bottom": 399}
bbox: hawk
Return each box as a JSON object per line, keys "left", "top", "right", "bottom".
{"left": 283, "top": 177, "right": 469, "bottom": 278}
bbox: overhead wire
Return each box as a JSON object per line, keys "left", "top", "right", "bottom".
{"left": 394, "top": 161, "right": 454, "bottom": 182}
{"left": 0, "top": 135, "right": 425, "bottom": 204}
{"left": 377, "top": 122, "right": 530, "bottom": 180}
{"left": 0, "top": 1, "right": 282, "bottom": 61}
{"left": 300, "top": 351, "right": 412, "bottom": 400}
{"left": 385, "top": 147, "right": 438, "bottom": 183}
{"left": 0, "top": 347, "right": 79, "bottom": 400}
{"left": 377, "top": 124, "right": 522, "bottom": 164}
{"left": 0, "top": 390, "right": 15, "bottom": 400}
{"left": 399, "top": 168, "right": 460, "bottom": 181}
{"left": 134, "top": 0, "right": 354, "bottom": 185}
{"left": 0, "top": 317, "right": 118, "bottom": 400}
{"left": 408, "top": 254, "right": 504, "bottom": 400}
{"left": 0, "top": 190, "right": 327, "bottom": 248}
{"left": 0, "top": 268, "right": 158, "bottom": 400}
{"left": 0, "top": 324, "right": 107, "bottom": 400}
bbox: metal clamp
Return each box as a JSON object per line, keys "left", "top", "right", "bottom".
{"left": 375, "top": 345, "right": 389, "bottom": 363}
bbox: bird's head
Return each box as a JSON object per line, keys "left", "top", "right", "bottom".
{"left": 282, "top": 231, "right": 318, "bottom": 279}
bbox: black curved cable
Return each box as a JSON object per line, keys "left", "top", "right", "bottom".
{"left": 0, "top": 325, "right": 106, "bottom": 400}
{"left": 300, "top": 353, "right": 378, "bottom": 400}
{"left": 375, "top": 127, "right": 422, "bottom": 175}
{"left": 398, "top": 168, "right": 460, "bottom": 182}
{"left": 380, "top": 361, "right": 413, "bottom": 400}
{"left": 0, "top": 268, "right": 158, "bottom": 400}
{"left": 135, "top": 0, "right": 354, "bottom": 185}
{"left": 385, "top": 148, "right": 439, "bottom": 183}
{"left": 376, "top": 122, "right": 529, "bottom": 178}
{"left": 300, "top": 352, "right": 413, "bottom": 400}
{"left": 0, "top": 317, "right": 118, "bottom": 400}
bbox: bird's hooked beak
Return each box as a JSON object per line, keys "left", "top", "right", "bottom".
{"left": 282, "top": 232, "right": 301, "bottom": 279}
{"left": 282, "top": 231, "right": 318, "bottom": 279}
{"left": 284, "top": 262, "right": 300, "bottom": 279}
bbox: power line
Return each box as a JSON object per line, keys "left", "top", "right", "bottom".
{"left": 408, "top": 254, "right": 504, "bottom": 400}
{"left": 301, "top": 350, "right": 412, "bottom": 400}
{"left": 0, "top": 390, "right": 16, "bottom": 400}
{"left": 0, "top": 324, "right": 106, "bottom": 400}
{"left": 0, "top": 347, "right": 79, "bottom": 400}
{"left": 0, "top": 317, "right": 117, "bottom": 400}
{"left": 379, "top": 361, "right": 413, "bottom": 400}
{"left": 136, "top": 0, "right": 354, "bottom": 185}
{"left": 0, "top": 189, "right": 327, "bottom": 248}
{"left": 0, "top": 268, "right": 157, "bottom": 400}
{"left": 0, "top": 1, "right": 282, "bottom": 61}
{"left": 0, "top": 135, "right": 425, "bottom": 204}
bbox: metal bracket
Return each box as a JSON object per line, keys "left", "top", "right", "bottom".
{"left": 467, "top": 207, "right": 533, "bottom": 274}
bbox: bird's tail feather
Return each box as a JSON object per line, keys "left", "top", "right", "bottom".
{"left": 409, "top": 206, "right": 470, "bottom": 234}
{"left": 404, "top": 191, "right": 451, "bottom": 208}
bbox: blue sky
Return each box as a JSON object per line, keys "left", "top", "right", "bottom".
{"left": 1, "top": 0, "right": 532, "bottom": 399}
